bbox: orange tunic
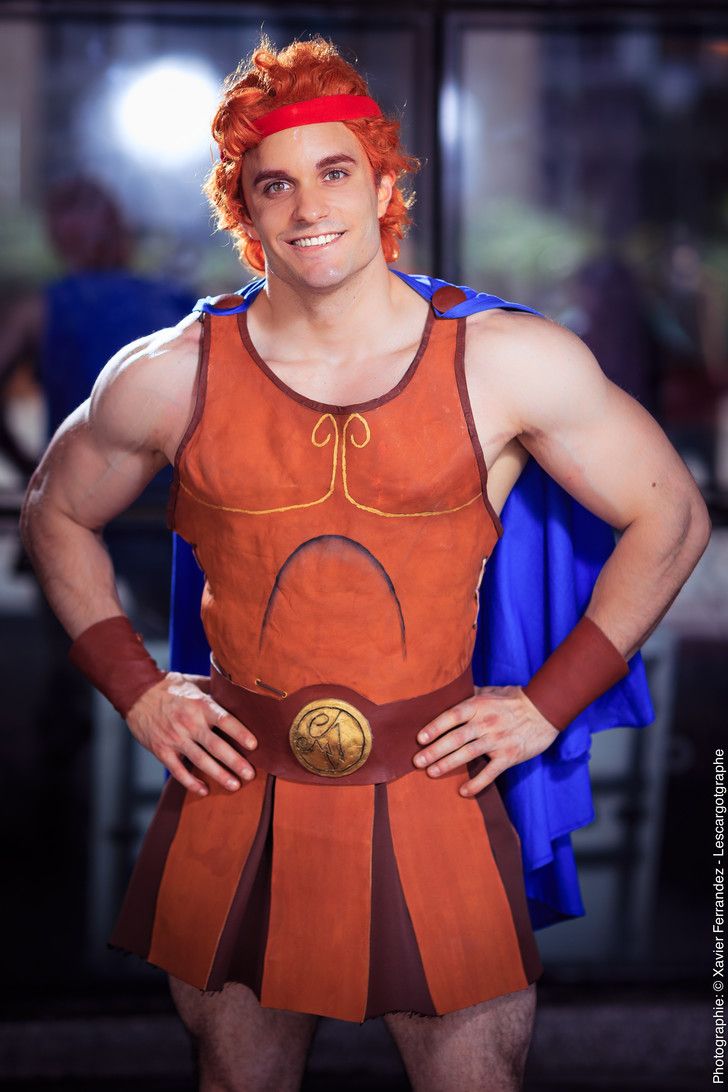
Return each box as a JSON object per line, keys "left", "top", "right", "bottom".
{"left": 110, "top": 293, "right": 542, "bottom": 1021}
{"left": 168, "top": 303, "right": 502, "bottom": 701}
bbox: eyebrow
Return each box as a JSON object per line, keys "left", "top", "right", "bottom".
{"left": 252, "top": 153, "right": 358, "bottom": 189}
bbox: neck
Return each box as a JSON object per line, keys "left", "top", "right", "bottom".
{"left": 248, "top": 255, "right": 415, "bottom": 362}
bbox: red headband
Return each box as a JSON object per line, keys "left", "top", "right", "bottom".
{"left": 252, "top": 94, "right": 382, "bottom": 138}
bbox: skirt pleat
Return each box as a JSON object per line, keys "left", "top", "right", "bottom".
{"left": 261, "top": 777, "right": 375, "bottom": 1020}
{"left": 110, "top": 761, "right": 542, "bottom": 1021}
{"left": 146, "top": 771, "right": 269, "bottom": 987}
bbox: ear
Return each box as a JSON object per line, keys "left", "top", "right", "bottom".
{"left": 237, "top": 169, "right": 261, "bottom": 241}
{"left": 239, "top": 211, "right": 260, "bottom": 243}
{"left": 376, "top": 171, "right": 396, "bottom": 219}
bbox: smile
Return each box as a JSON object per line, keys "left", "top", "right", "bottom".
{"left": 289, "top": 232, "right": 345, "bottom": 249}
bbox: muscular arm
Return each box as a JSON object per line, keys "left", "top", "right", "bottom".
{"left": 414, "top": 312, "right": 712, "bottom": 794}
{"left": 20, "top": 316, "right": 199, "bottom": 636}
{"left": 20, "top": 313, "right": 257, "bottom": 796}
{"left": 481, "top": 312, "right": 712, "bottom": 658}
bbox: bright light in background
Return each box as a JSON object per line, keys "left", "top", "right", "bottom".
{"left": 439, "top": 80, "right": 460, "bottom": 154}
{"left": 112, "top": 57, "right": 219, "bottom": 168}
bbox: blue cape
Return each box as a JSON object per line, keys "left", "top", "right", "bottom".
{"left": 169, "top": 269, "right": 655, "bottom": 930}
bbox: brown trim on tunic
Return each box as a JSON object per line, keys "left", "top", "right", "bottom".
{"left": 237, "top": 306, "right": 435, "bottom": 416}
{"left": 108, "top": 776, "right": 187, "bottom": 956}
{"left": 469, "top": 758, "right": 543, "bottom": 984}
{"left": 365, "top": 782, "right": 436, "bottom": 1018}
{"left": 166, "top": 313, "right": 211, "bottom": 531}
{"left": 453, "top": 316, "right": 504, "bottom": 541}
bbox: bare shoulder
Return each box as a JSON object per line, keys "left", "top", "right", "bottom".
{"left": 96, "top": 310, "right": 202, "bottom": 389}
{"left": 89, "top": 311, "right": 203, "bottom": 461}
{"left": 464, "top": 306, "right": 610, "bottom": 439}
{"left": 465, "top": 304, "right": 580, "bottom": 368}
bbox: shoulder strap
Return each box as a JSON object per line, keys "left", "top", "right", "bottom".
{"left": 390, "top": 269, "right": 546, "bottom": 319}
{"left": 193, "top": 277, "right": 266, "bottom": 316}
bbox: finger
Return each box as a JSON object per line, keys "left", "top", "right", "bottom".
{"left": 163, "top": 753, "right": 209, "bottom": 798}
{"left": 197, "top": 726, "right": 256, "bottom": 783}
{"left": 459, "top": 756, "right": 509, "bottom": 797}
{"left": 417, "top": 701, "right": 477, "bottom": 744}
{"left": 205, "top": 700, "right": 257, "bottom": 750}
{"left": 182, "top": 739, "right": 252, "bottom": 791}
{"left": 421, "top": 736, "right": 490, "bottom": 778}
{"left": 413, "top": 722, "right": 483, "bottom": 768}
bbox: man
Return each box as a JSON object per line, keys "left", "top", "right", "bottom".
{"left": 21, "top": 35, "right": 710, "bottom": 1092}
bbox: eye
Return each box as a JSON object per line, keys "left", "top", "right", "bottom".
{"left": 263, "top": 180, "right": 289, "bottom": 195}
{"left": 325, "top": 168, "right": 349, "bottom": 181}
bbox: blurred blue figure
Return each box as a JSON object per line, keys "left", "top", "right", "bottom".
{"left": 1, "top": 176, "right": 191, "bottom": 629}
{"left": 40, "top": 178, "right": 191, "bottom": 445}
{"left": 39, "top": 178, "right": 191, "bottom": 630}
{"left": 1, "top": 178, "right": 190, "bottom": 790}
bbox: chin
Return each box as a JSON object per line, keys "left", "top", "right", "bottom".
{"left": 302, "top": 266, "right": 352, "bottom": 290}
{"left": 281, "top": 259, "right": 356, "bottom": 293}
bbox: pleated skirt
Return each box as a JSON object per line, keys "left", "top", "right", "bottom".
{"left": 109, "top": 755, "right": 542, "bottom": 1022}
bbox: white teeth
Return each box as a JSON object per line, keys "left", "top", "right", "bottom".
{"left": 291, "top": 233, "right": 342, "bottom": 248}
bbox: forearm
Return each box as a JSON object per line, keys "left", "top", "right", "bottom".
{"left": 20, "top": 487, "right": 125, "bottom": 639}
{"left": 584, "top": 498, "right": 712, "bottom": 660}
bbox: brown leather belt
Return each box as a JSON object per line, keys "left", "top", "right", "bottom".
{"left": 209, "top": 658, "right": 474, "bottom": 786}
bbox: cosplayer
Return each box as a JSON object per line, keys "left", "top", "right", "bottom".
{"left": 21, "top": 35, "right": 710, "bottom": 1092}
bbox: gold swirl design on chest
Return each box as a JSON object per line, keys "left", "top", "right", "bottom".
{"left": 179, "top": 411, "right": 481, "bottom": 517}
{"left": 289, "top": 698, "right": 372, "bottom": 776}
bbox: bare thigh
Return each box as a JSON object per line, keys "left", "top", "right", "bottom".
{"left": 383, "top": 983, "right": 537, "bottom": 1092}
{"left": 168, "top": 975, "right": 319, "bottom": 1092}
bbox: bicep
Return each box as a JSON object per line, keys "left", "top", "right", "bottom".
{"left": 23, "top": 314, "right": 200, "bottom": 538}
{"left": 511, "top": 322, "right": 702, "bottom": 532}
{"left": 31, "top": 398, "right": 167, "bottom": 532}
{"left": 28, "top": 331, "right": 178, "bottom": 531}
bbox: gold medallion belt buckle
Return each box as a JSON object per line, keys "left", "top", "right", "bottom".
{"left": 289, "top": 698, "right": 373, "bottom": 778}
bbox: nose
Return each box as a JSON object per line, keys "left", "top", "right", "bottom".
{"left": 291, "top": 179, "right": 330, "bottom": 225}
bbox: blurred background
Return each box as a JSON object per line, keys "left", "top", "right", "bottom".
{"left": 1, "top": 1, "right": 726, "bottom": 1089}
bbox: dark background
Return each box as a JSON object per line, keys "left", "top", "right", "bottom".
{"left": 0, "top": 1, "right": 726, "bottom": 1088}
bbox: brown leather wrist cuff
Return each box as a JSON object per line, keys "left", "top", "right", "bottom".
{"left": 522, "top": 615, "right": 629, "bottom": 732}
{"left": 68, "top": 615, "right": 166, "bottom": 718}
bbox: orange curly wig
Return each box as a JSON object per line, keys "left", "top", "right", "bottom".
{"left": 203, "top": 34, "right": 421, "bottom": 272}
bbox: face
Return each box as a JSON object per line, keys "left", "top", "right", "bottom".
{"left": 240, "top": 121, "right": 395, "bottom": 292}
